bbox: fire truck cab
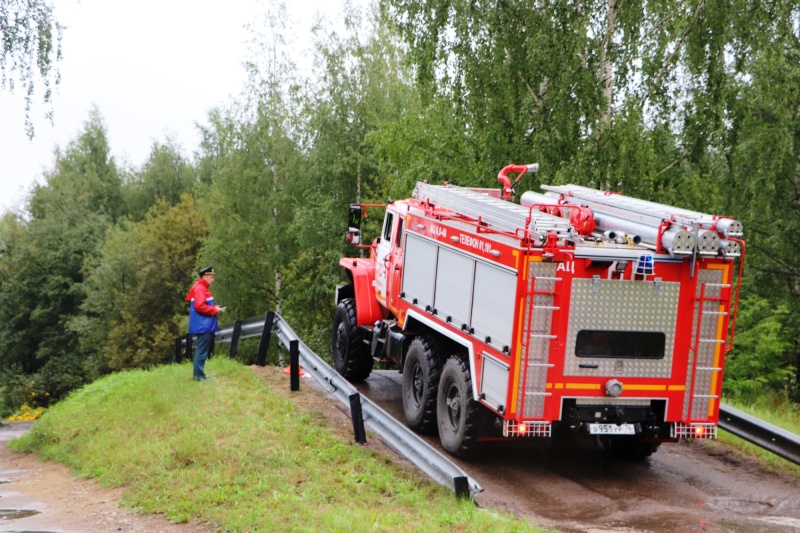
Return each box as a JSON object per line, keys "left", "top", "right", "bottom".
{"left": 333, "top": 164, "right": 744, "bottom": 459}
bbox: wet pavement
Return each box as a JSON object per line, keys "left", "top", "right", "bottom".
{"left": 356, "top": 370, "right": 800, "bottom": 533}
{"left": 0, "top": 422, "right": 56, "bottom": 533}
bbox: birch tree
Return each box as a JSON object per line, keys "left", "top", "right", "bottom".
{"left": 0, "top": 0, "right": 63, "bottom": 137}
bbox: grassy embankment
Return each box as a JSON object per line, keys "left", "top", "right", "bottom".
{"left": 8, "top": 358, "right": 541, "bottom": 532}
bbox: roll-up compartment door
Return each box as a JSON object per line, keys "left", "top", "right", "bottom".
{"left": 471, "top": 262, "right": 516, "bottom": 349}
{"left": 402, "top": 234, "right": 437, "bottom": 310}
{"left": 434, "top": 247, "right": 475, "bottom": 328}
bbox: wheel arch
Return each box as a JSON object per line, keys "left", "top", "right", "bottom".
{"left": 338, "top": 258, "right": 383, "bottom": 326}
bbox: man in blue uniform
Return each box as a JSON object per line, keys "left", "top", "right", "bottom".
{"left": 185, "top": 266, "right": 225, "bottom": 380}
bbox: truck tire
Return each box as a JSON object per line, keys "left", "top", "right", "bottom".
{"left": 437, "top": 355, "right": 479, "bottom": 457}
{"left": 402, "top": 335, "right": 442, "bottom": 434}
{"left": 332, "top": 298, "right": 372, "bottom": 382}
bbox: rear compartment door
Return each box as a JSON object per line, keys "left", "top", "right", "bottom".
{"left": 563, "top": 278, "right": 680, "bottom": 378}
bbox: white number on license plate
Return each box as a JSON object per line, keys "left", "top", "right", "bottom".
{"left": 588, "top": 423, "right": 636, "bottom": 435}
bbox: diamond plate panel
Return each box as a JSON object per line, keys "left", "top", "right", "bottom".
{"left": 564, "top": 279, "right": 680, "bottom": 377}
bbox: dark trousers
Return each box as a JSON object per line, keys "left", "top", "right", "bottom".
{"left": 193, "top": 332, "right": 212, "bottom": 380}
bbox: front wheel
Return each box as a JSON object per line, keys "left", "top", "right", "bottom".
{"left": 437, "top": 356, "right": 480, "bottom": 457}
{"left": 331, "top": 298, "right": 372, "bottom": 382}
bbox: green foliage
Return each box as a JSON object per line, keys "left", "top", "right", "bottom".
{"left": 10, "top": 360, "right": 540, "bottom": 531}
{"left": 724, "top": 296, "right": 795, "bottom": 400}
{"left": 122, "top": 138, "right": 197, "bottom": 221}
{"left": 77, "top": 196, "right": 209, "bottom": 370}
{"left": 307, "top": 6, "right": 409, "bottom": 203}
{"left": 279, "top": 7, "right": 416, "bottom": 349}
{"left": 30, "top": 107, "right": 124, "bottom": 221}
{"left": 198, "top": 104, "right": 303, "bottom": 320}
{"left": 0, "top": 0, "right": 63, "bottom": 137}
{"left": 281, "top": 244, "right": 342, "bottom": 354}
{"left": 0, "top": 109, "right": 120, "bottom": 405}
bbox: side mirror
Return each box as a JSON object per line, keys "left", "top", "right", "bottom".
{"left": 345, "top": 205, "right": 362, "bottom": 245}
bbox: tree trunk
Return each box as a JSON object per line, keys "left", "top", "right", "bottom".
{"left": 598, "top": 0, "right": 619, "bottom": 127}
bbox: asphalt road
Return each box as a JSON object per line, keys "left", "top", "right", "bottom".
{"left": 356, "top": 370, "right": 800, "bottom": 533}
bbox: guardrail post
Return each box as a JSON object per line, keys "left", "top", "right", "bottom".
{"left": 174, "top": 338, "right": 183, "bottom": 363}
{"left": 185, "top": 333, "right": 193, "bottom": 363}
{"left": 349, "top": 393, "right": 367, "bottom": 444}
{"left": 209, "top": 333, "right": 216, "bottom": 357}
{"left": 256, "top": 311, "right": 275, "bottom": 366}
{"left": 229, "top": 320, "right": 243, "bottom": 359}
{"left": 454, "top": 476, "right": 469, "bottom": 500}
{"left": 290, "top": 340, "right": 300, "bottom": 391}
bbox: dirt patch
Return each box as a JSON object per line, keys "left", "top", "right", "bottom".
{"left": 0, "top": 421, "right": 217, "bottom": 533}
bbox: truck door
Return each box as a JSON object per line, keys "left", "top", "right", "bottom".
{"left": 387, "top": 216, "right": 405, "bottom": 315}
{"left": 375, "top": 210, "right": 395, "bottom": 305}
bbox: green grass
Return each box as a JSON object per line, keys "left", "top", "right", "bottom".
{"left": 718, "top": 395, "right": 800, "bottom": 478}
{"left": 9, "top": 358, "right": 541, "bottom": 532}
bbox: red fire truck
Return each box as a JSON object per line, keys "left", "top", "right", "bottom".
{"left": 333, "top": 164, "right": 744, "bottom": 459}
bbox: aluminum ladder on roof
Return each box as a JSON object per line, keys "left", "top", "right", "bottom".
{"left": 414, "top": 182, "right": 574, "bottom": 243}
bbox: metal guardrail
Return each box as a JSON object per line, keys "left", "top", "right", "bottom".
{"left": 719, "top": 404, "right": 800, "bottom": 466}
{"left": 175, "top": 315, "right": 274, "bottom": 364}
{"left": 215, "top": 316, "right": 267, "bottom": 344}
{"left": 270, "top": 313, "right": 483, "bottom": 499}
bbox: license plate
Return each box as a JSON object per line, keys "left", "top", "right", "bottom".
{"left": 588, "top": 423, "right": 636, "bottom": 435}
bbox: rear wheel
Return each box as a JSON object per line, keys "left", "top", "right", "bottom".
{"left": 331, "top": 298, "right": 372, "bottom": 382}
{"left": 402, "top": 335, "right": 441, "bottom": 433}
{"left": 437, "top": 356, "right": 480, "bottom": 457}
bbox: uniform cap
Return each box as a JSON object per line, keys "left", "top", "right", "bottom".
{"left": 199, "top": 266, "right": 214, "bottom": 276}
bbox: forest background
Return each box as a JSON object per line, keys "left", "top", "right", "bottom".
{"left": 1, "top": 0, "right": 798, "bottom": 415}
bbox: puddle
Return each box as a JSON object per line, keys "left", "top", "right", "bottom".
{"left": 0, "top": 509, "right": 41, "bottom": 519}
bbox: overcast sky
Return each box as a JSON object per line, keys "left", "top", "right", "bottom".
{"left": 0, "top": 0, "right": 353, "bottom": 215}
